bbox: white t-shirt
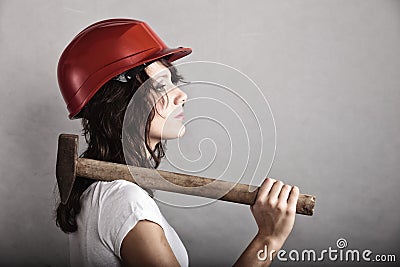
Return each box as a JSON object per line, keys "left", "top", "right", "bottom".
{"left": 68, "top": 179, "right": 189, "bottom": 267}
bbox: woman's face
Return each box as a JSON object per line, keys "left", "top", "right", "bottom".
{"left": 145, "top": 61, "right": 187, "bottom": 148}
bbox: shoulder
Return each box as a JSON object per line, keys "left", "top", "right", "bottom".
{"left": 80, "top": 179, "right": 161, "bottom": 228}
{"left": 90, "top": 180, "right": 159, "bottom": 218}
{"left": 93, "top": 179, "right": 151, "bottom": 195}
{"left": 86, "top": 179, "right": 154, "bottom": 204}
{"left": 91, "top": 180, "right": 165, "bottom": 259}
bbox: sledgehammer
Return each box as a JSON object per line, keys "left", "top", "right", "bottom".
{"left": 56, "top": 133, "right": 316, "bottom": 215}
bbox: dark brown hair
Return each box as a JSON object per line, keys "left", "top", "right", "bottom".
{"left": 54, "top": 58, "right": 183, "bottom": 233}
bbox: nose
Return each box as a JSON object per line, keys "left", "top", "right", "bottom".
{"left": 173, "top": 87, "right": 187, "bottom": 106}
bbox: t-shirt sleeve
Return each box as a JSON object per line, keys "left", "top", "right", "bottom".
{"left": 97, "top": 180, "right": 164, "bottom": 260}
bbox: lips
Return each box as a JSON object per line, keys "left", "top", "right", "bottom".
{"left": 174, "top": 111, "right": 184, "bottom": 119}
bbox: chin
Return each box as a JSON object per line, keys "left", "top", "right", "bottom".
{"left": 163, "top": 125, "right": 186, "bottom": 140}
{"left": 178, "top": 125, "right": 186, "bottom": 137}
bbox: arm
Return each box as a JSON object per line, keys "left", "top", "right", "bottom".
{"left": 120, "top": 219, "right": 180, "bottom": 267}
{"left": 233, "top": 178, "right": 299, "bottom": 266}
{"left": 233, "top": 234, "right": 283, "bottom": 267}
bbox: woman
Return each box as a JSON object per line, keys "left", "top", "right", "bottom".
{"left": 55, "top": 18, "right": 299, "bottom": 267}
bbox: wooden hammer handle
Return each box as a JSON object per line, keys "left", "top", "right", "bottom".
{"left": 77, "top": 158, "right": 315, "bottom": 216}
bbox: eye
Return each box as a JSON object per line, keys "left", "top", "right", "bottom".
{"left": 154, "top": 81, "right": 167, "bottom": 91}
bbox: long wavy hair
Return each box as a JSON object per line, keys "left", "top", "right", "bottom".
{"left": 55, "top": 58, "right": 183, "bottom": 233}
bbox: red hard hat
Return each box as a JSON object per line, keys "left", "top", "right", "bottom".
{"left": 57, "top": 18, "right": 192, "bottom": 119}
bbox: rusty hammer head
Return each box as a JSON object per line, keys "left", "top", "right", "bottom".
{"left": 56, "top": 133, "right": 79, "bottom": 205}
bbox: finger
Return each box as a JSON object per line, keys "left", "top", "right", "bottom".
{"left": 256, "top": 178, "right": 276, "bottom": 202}
{"left": 268, "top": 180, "right": 284, "bottom": 200}
{"left": 278, "top": 184, "right": 292, "bottom": 202}
{"left": 288, "top": 186, "right": 300, "bottom": 207}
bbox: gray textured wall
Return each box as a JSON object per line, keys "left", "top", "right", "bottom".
{"left": 0, "top": 0, "right": 399, "bottom": 266}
